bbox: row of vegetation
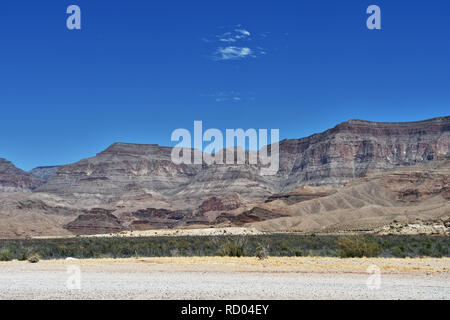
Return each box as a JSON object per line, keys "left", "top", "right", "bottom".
{"left": 0, "top": 234, "right": 448, "bottom": 261}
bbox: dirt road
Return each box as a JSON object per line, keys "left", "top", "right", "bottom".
{"left": 0, "top": 257, "right": 448, "bottom": 300}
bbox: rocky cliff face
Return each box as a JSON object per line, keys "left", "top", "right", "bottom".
{"left": 0, "top": 158, "right": 43, "bottom": 192}
{"left": 35, "top": 142, "right": 276, "bottom": 207}
{"left": 36, "top": 116, "right": 450, "bottom": 199}
{"left": 0, "top": 116, "right": 449, "bottom": 237}
{"left": 37, "top": 144, "right": 200, "bottom": 196}
{"left": 277, "top": 117, "right": 450, "bottom": 189}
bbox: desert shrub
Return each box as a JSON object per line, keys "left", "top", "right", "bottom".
{"left": 417, "top": 241, "right": 446, "bottom": 258}
{"left": 279, "top": 240, "right": 289, "bottom": 252}
{"left": 27, "top": 254, "right": 40, "bottom": 263}
{"left": 255, "top": 243, "right": 269, "bottom": 260}
{"left": 0, "top": 234, "right": 446, "bottom": 259}
{"left": 217, "top": 238, "right": 247, "bottom": 257}
{"left": 435, "top": 242, "right": 447, "bottom": 256}
{"left": 391, "top": 246, "right": 406, "bottom": 258}
{"left": 337, "top": 235, "right": 381, "bottom": 258}
{"left": 418, "top": 247, "right": 431, "bottom": 256}
{"left": 0, "top": 249, "right": 13, "bottom": 261}
{"left": 17, "top": 248, "right": 30, "bottom": 261}
{"left": 170, "top": 249, "right": 180, "bottom": 257}
{"left": 418, "top": 241, "right": 433, "bottom": 257}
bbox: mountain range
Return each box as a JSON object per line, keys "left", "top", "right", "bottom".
{"left": 0, "top": 116, "right": 449, "bottom": 238}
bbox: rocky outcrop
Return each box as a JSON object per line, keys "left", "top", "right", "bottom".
{"left": 65, "top": 208, "right": 124, "bottom": 235}
{"left": 129, "top": 207, "right": 192, "bottom": 229}
{"left": 199, "top": 195, "right": 243, "bottom": 214}
{"left": 0, "top": 158, "right": 43, "bottom": 192}
{"left": 387, "top": 172, "right": 449, "bottom": 202}
{"left": 375, "top": 216, "right": 450, "bottom": 235}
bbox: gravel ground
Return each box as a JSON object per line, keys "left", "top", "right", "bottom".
{"left": 0, "top": 258, "right": 448, "bottom": 300}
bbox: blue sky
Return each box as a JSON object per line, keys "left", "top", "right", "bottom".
{"left": 1, "top": 0, "right": 449, "bottom": 170}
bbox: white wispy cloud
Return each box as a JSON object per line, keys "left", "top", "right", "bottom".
{"left": 201, "top": 91, "right": 254, "bottom": 103}
{"left": 203, "top": 25, "right": 266, "bottom": 61}
{"left": 235, "top": 29, "right": 251, "bottom": 37}
{"left": 215, "top": 46, "right": 253, "bottom": 61}
{"left": 215, "top": 29, "right": 251, "bottom": 43}
{"left": 219, "top": 37, "right": 237, "bottom": 43}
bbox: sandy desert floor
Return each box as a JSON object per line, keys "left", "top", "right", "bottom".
{"left": 0, "top": 257, "right": 449, "bottom": 299}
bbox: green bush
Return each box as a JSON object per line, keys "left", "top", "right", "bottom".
{"left": 434, "top": 242, "right": 447, "bottom": 256}
{"left": 217, "top": 238, "right": 247, "bottom": 257}
{"left": 337, "top": 235, "right": 381, "bottom": 258}
{"left": 294, "top": 248, "right": 303, "bottom": 257}
{"left": 17, "top": 248, "right": 30, "bottom": 261}
{"left": 0, "top": 234, "right": 447, "bottom": 259}
{"left": 391, "top": 246, "right": 406, "bottom": 258}
{"left": 255, "top": 243, "right": 269, "bottom": 260}
{"left": 0, "top": 249, "right": 12, "bottom": 261}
